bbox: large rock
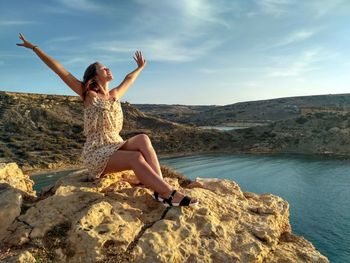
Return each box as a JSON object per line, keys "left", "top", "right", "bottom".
{"left": 0, "top": 163, "right": 36, "bottom": 242}
{"left": 0, "top": 163, "right": 36, "bottom": 196}
{"left": 0, "top": 185, "right": 23, "bottom": 240}
{"left": 0, "top": 165, "right": 328, "bottom": 262}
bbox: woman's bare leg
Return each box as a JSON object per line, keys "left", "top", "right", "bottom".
{"left": 102, "top": 149, "right": 197, "bottom": 204}
{"left": 119, "top": 134, "right": 163, "bottom": 178}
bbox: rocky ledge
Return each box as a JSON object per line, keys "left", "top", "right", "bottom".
{"left": 0, "top": 163, "right": 328, "bottom": 262}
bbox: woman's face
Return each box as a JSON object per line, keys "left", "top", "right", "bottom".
{"left": 96, "top": 62, "right": 113, "bottom": 82}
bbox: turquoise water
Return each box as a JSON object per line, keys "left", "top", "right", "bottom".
{"left": 31, "top": 153, "right": 350, "bottom": 262}
{"left": 32, "top": 169, "right": 82, "bottom": 192}
{"left": 160, "top": 153, "right": 350, "bottom": 263}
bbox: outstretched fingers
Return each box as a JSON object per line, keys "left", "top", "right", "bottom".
{"left": 133, "top": 50, "right": 146, "bottom": 67}
{"left": 16, "top": 33, "right": 26, "bottom": 46}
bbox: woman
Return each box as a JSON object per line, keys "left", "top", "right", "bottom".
{"left": 17, "top": 33, "right": 198, "bottom": 207}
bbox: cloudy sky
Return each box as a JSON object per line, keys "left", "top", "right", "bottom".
{"left": 1, "top": 0, "right": 350, "bottom": 105}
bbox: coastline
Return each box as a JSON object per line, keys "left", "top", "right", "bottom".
{"left": 26, "top": 150, "right": 350, "bottom": 177}
{"left": 28, "top": 164, "right": 84, "bottom": 177}
{"left": 27, "top": 151, "right": 220, "bottom": 177}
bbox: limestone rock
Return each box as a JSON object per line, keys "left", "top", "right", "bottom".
{"left": 0, "top": 165, "right": 329, "bottom": 263}
{"left": 0, "top": 185, "right": 22, "bottom": 240}
{"left": 0, "top": 250, "right": 36, "bottom": 263}
{"left": 0, "top": 163, "right": 37, "bottom": 242}
{"left": 0, "top": 163, "right": 36, "bottom": 197}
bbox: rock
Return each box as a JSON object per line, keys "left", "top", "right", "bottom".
{"left": 0, "top": 250, "right": 36, "bottom": 263}
{"left": 0, "top": 163, "right": 36, "bottom": 197}
{"left": 0, "top": 185, "right": 22, "bottom": 240}
{"left": 0, "top": 163, "right": 37, "bottom": 242}
{"left": 0, "top": 164, "right": 329, "bottom": 262}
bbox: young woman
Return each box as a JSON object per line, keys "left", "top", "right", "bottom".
{"left": 17, "top": 33, "right": 198, "bottom": 207}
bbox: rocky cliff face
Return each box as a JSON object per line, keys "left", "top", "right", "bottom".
{"left": 0, "top": 163, "right": 328, "bottom": 262}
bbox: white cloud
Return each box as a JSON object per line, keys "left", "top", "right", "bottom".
{"left": 55, "top": 0, "right": 102, "bottom": 11}
{"left": 255, "top": 0, "right": 350, "bottom": 19}
{"left": 0, "top": 20, "right": 37, "bottom": 26}
{"left": 307, "top": 0, "right": 349, "bottom": 18}
{"left": 44, "top": 36, "right": 81, "bottom": 51}
{"left": 256, "top": 0, "right": 294, "bottom": 17}
{"left": 273, "top": 30, "right": 316, "bottom": 47}
{"left": 60, "top": 57, "right": 92, "bottom": 66}
{"left": 266, "top": 47, "right": 338, "bottom": 77}
{"left": 45, "top": 36, "right": 80, "bottom": 45}
{"left": 48, "top": 0, "right": 112, "bottom": 14}
{"left": 180, "top": 0, "right": 233, "bottom": 29}
{"left": 82, "top": 0, "right": 231, "bottom": 63}
{"left": 90, "top": 38, "right": 222, "bottom": 62}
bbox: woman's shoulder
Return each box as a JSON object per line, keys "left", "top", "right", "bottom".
{"left": 86, "top": 90, "right": 98, "bottom": 98}
{"left": 84, "top": 90, "right": 98, "bottom": 108}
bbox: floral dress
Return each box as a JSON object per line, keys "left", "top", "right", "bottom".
{"left": 82, "top": 95, "right": 127, "bottom": 180}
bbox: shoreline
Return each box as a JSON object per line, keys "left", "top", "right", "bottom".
{"left": 28, "top": 164, "right": 84, "bottom": 177}
{"left": 26, "top": 150, "right": 350, "bottom": 177}
{"left": 27, "top": 151, "right": 220, "bottom": 177}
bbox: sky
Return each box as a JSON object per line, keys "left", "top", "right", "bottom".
{"left": 1, "top": 0, "right": 350, "bottom": 105}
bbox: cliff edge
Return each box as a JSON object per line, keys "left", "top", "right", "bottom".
{"left": 0, "top": 163, "right": 328, "bottom": 262}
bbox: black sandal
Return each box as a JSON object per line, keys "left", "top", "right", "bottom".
{"left": 162, "top": 190, "right": 199, "bottom": 207}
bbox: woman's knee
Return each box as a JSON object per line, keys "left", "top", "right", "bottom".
{"left": 137, "top": 134, "right": 152, "bottom": 148}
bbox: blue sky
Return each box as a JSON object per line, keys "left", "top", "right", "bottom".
{"left": 1, "top": 0, "right": 350, "bottom": 105}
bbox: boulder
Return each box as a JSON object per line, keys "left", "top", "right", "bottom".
{"left": 0, "top": 163, "right": 36, "bottom": 197}
{"left": 0, "top": 165, "right": 329, "bottom": 263}
{"left": 0, "top": 163, "right": 36, "bottom": 242}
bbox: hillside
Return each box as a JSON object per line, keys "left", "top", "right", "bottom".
{"left": 0, "top": 91, "right": 236, "bottom": 173}
{"left": 135, "top": 93, "right": 350, "bottom": 126}
{"left": 2, "top": 91, "right": 350, "bottom": 174}
{"left": 228, "top": 111, "right": 350, "bottom": 156}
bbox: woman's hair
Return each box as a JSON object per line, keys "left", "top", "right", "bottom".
{"left": 81, "top": 61, "right": 100, "bottom": 100}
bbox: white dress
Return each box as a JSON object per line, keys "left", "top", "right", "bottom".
{"left": 82, "top": 96, "right": 127, "bottom": 180}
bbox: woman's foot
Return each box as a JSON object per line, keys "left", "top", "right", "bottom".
{"left": 160, "top": 190, "right": 199, "bottom": 207}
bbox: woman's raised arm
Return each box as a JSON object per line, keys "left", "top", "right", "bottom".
{"left": 16, "top": 33, "right": 83, "bottom": 98}
{"left": 110, "top": 51, "right": 146, "bottom": 99}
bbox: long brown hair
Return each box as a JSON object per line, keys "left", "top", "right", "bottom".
{"left": 81, "top": 62, "right": 101, "bottom": 100}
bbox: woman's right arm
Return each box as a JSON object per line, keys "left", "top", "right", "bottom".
{"left": 16, "top": 33, "right": 83, "bottom": 98}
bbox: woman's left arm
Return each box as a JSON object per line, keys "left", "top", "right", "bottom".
{"left": 110, "top": 51, "right": 146, "bottom": 99}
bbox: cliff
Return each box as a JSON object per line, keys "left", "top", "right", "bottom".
{"left": 0, "top": 163, "right": 328, "bottom": 262}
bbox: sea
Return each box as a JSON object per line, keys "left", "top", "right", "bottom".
{"left": 31, "top": 152, "right": 350, "bottom": 262}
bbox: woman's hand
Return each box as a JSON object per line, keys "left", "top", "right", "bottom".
{"left": 16, "top": 33, "right": 35, "bottom": 49}
{"left": 133, "top": 50, "right": 146, "bottom": 68}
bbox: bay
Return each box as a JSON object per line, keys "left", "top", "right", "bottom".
{"left": 31, "top": 153, "right": 350, "bottom": 262}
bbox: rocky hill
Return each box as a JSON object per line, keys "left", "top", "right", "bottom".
{"left": 0, "top": 91, "right": 236, "bottom": 174}
{"left": 135, "top": 93, "right": 350, "bottom": 126}
{"left": 2, "top": 91, "right": 350, "bottom": 175}
{"left": 0, "top": 162, "right": 329, "bottom": 262}
{"left": 227, "top": 111, "right": 350, "bottom": 156}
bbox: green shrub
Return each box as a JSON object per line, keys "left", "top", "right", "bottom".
{"left": 295, "top": 117, "right": 308, "bottom": 124}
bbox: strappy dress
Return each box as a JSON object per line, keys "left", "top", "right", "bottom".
{"left": 82, "top": 95, "right": 127, "bottom": 180}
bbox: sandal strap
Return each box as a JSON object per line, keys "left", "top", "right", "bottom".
{"left": 179, "top": 196, "right": 191, "bottom": 206}
{"left": 163, "top": 190, "right": 177, "bottom": 206}
{"left": 153, "top": 191, "right": 159, "bottom": 200}
{"left": 168, "top": 190, "right": 177, "bottom": 201}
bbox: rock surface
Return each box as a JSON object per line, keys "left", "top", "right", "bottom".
{"left": 0, "top": 163, "right": 36, "bottom": 241}
{"left": 0, "top": 163, "right": 36, "bottom": 196}
{"left": 0, "top": 163, "right": 329, "bottom": 262}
